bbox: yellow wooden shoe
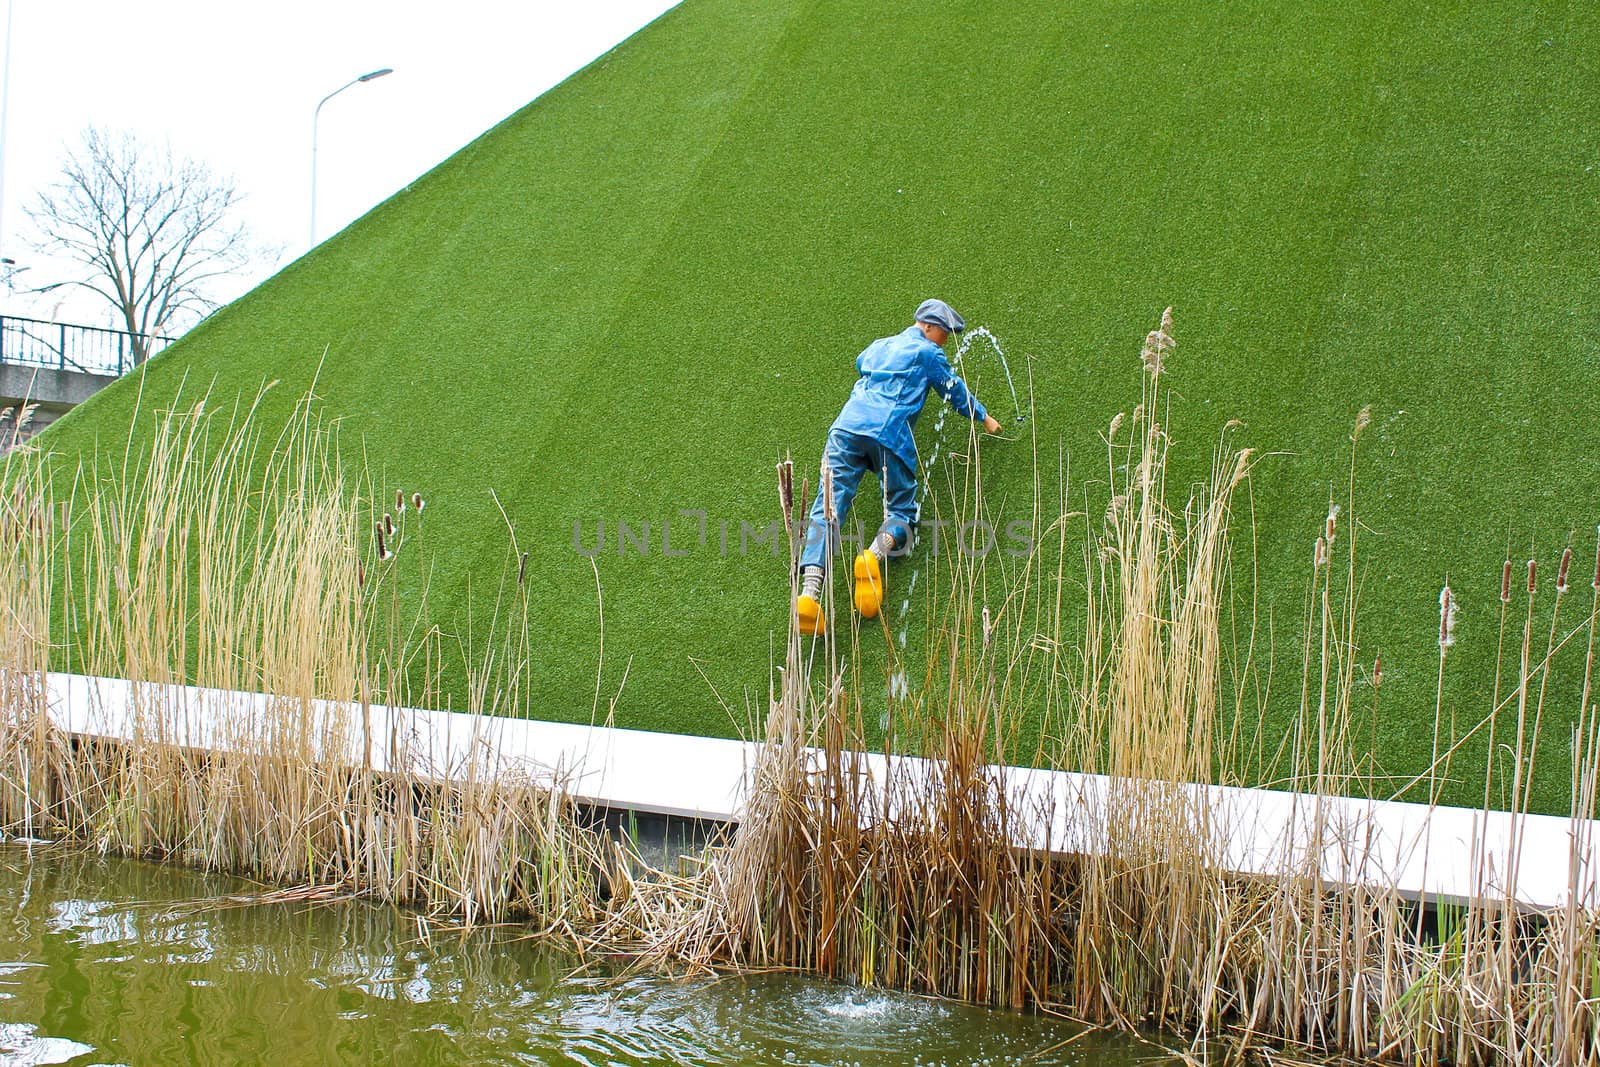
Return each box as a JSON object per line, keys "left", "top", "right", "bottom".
{"left": 796, "top": 593, "right": 826, "bottom": 635}
{"left": 853, "top": 551, "right": 883, "bottom": 619}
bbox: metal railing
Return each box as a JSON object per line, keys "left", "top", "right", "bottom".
{"left": 0, "top": 315, "right": 174, "bottom": 378}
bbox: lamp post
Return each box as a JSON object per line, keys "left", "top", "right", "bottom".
{"left": 309, "top": 67, "right": 393, "bottom": 249}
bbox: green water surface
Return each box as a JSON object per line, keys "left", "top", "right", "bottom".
{"left": 0, "top": 845, "right": 1166, "bottom": 1066}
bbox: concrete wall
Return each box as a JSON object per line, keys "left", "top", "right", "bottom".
{"left": 0, "top": 363, "right": 117, "bottom": 448}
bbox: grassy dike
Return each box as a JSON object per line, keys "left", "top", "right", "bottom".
{"left": 29, "top": 0, "right": 1600, "bottom": 812}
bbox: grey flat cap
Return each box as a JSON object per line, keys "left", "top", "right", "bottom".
{"left": 914, "top": 298, "right": 965, "bottom": 334}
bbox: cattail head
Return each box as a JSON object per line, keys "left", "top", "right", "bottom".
{"left": 384, "top": 513, "right": 394, "bottom": 537}
{"left": 396, "top": 489, "right": 404, "bottom": 511}
{"left": 1373, "top": 654, "right": 1383, "bottom": 688}
{"left": 412, "top": 492, "right": 424, "bottom": 512}
{"left": 1325, "top": 503, "right": 1341, "bottom": 548}
{"left": 1593, "top": 526, "right": 1600, "bottom": 591}
{"left": 1314, "top": 535, "right": 1327, "bottom": 569}
{"left": 1558, "top": 547, "right": 1572, "bottom": 594}
{"left": 357, "top": 561, "right": 366, "bottom": 588}
{"left": 1439, "top": 582, "right": 1457, "bottom": 651}
{"left": 1501, "top": 559, "right": 1512, "bottom": 603}
{"left": 777, "top": 459, "right": 794, "bottom": 520}
{"left": 1528, "top": 558, "right": 1537, "bottom": 595}
{"left": 375, "top": 525, "right": 388, "bottom": 560}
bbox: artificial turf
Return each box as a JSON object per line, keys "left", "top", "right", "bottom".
{"left": 37, "top": 0, "right": 1600, "bottom": 813}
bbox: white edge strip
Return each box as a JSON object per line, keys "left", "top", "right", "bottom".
{"left": 37, "top": 672, "right": 1600, "bottom": 911}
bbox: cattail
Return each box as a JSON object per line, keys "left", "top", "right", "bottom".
{"left": 1353, "top": 405, "right": 1371, "bottom": 441}
{"left": 1528, "top": 558, "right": 1537, "bottom": 595}
{"left": 518, "top": 551, "right": 529, "bottom": 585}
{"left": 777, "top": 459, "right": 794, "bottom": 519}
{"left": 1439, "top": 583, "right": 1457, "bottom": 651}
{"left": 1373, "top": 654, "right": 1383, "bottom": 688}
{"left": 357, "top": 561, "right": 366, "bottom": 588}
{"left": 1501, "top": 560, "right": 1512, "bottom": 603}
{"left": 412, "top": 493, "right": 424, "bottom": 512}
{"left": 1558, "top": 547, "right": 1572, "bottom": 594}
{"left": 396, "top": 489, "right": 404, "bottom": 511}
{"left": 384, "top": 513, "right": 394, "bottom": 537}
{"left": 1314, "top": 536, "right": 1327, "bottom": 569}
{"left": 1593, "top": 526, "right": 1600, "bottom": 591}
{"left": 376, "top": 525, "right": 387, "bottom": 560}
{"left": 1325, "top": 503, "right": 1341, "bottom": 548}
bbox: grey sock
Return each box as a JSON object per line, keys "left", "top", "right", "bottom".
{"left": 800, "top": 566, "right": 824, "bottom": 600}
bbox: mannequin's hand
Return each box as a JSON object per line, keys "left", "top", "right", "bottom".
{"left": 983, "top": 414, "right": 1002, "bottom": 434}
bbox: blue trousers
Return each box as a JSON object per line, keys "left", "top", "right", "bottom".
{"left": 799, "top": 428, "right": 919, "bottom": 571}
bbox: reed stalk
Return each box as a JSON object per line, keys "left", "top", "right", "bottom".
{"left": 671, "top": 309, "right": 1600, "bottom": 1066}
{"left": 0, "top": 391, "right": 609, "bottom": 934}
{"left": 6, "top": 313, "right": 1600, "bottom": 1065}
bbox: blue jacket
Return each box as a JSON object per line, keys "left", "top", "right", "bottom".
{"left": 831, "top": 326, "right": 988, "bottom": 472}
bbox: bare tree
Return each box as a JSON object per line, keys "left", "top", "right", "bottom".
{"left": 26, "top": 128, "right": 266, "bottom": 364}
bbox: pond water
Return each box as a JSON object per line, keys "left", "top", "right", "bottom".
{"left": 0, "top": 844, "right": 1169, "bottom": 1066}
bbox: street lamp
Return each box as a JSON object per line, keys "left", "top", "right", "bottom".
{"left": 309, "top": 67, "right": 393, "bottom": 249}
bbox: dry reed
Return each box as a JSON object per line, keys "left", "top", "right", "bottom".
{"left": 660, "top": 308, "right": 1600, "bottom": 1066}
{"left": 5, "top": 312, "right": 1600, "bottom": 1065}
{"left": 0, "top": 389, "right": 610, "bottom": 934}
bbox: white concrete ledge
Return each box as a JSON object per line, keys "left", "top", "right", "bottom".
{"left": 36, "top": 672, "right": 1600, "bottom": 911}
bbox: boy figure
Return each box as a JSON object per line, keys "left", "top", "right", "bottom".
{"left": 796, "top": 299, "right": 1002, "bottom": 634}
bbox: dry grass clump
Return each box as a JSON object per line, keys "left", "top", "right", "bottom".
{"left": 0, "top": 390, "right": 606, "bottom": 933}
{"left": 668, "top": 309, "right": 1600, "bottom": 1065}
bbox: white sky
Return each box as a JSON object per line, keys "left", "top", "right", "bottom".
{"left": 0, "top": 0, "right": 677, "bottom": 328}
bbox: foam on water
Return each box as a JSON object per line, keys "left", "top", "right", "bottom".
{"left": 818, "top": 992, "right": 897, "bottom": 1020}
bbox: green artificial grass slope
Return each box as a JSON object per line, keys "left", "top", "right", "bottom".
{"left": 41, "top": 0, "right": 1600, "bottom": 813}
